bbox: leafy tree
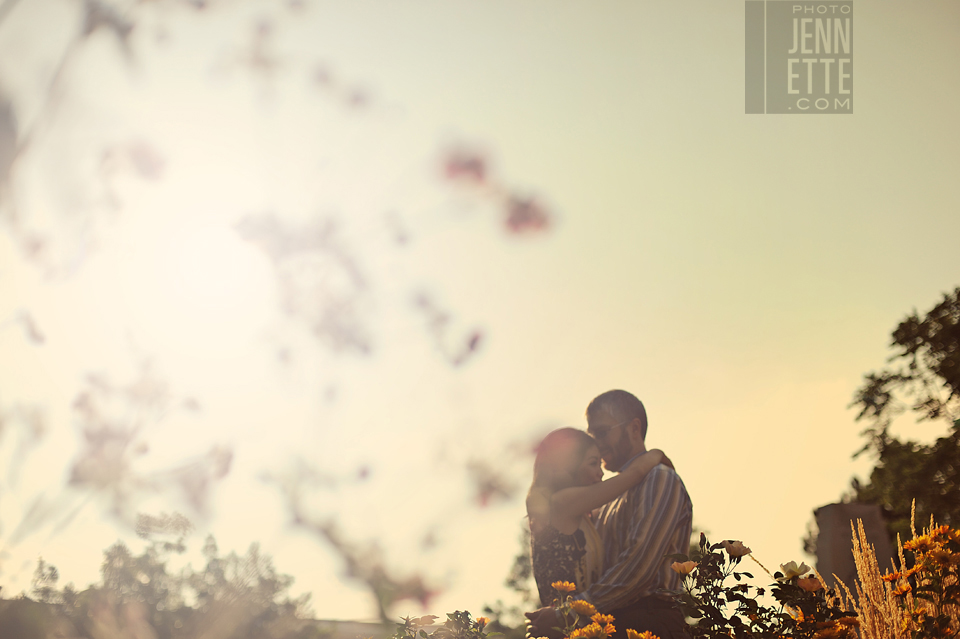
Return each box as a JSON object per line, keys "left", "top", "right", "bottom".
{"left": 846, "top": 287, "right": 960, "bottom": 546}
{"left": 6, "top": 513, "right": 321, "bottom": 639}
{"left": 30, "top": 558, "right": 60, "bottom": 605}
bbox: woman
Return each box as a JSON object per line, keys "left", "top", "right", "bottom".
{"left": 526, "top": 428, "right": 672, "bottom": 605}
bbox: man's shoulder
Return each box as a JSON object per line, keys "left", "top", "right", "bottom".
{"left": 628, "top": 464, "right": 691, "bottom": 501}
{"left": 601, "top": 463, "right": 691, "bottom": 527}
{"left": 643, "top": 462, "right": 686, "bottom": 486}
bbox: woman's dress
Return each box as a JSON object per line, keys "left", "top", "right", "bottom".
{"left": 529, "top": 509, "right": 604, "bottom": 606}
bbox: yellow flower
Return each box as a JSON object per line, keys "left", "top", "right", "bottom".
{"left": 891, "top": 582, "right": 912, "bottom": 596}
{"left": 569, "top": 600, "right": 598, "bottom": 616}
{"left": 779, "top": 561, "right": 810, "bottom": 580}
{"left": 670, "top": 561, "right": 697, "bottom": 575}
{"left": 797, "top": 576, "right": 823, "bottom": 592}
{"left": 603, "top": 624, "right": 616, "bottom": 636}
{"left": 722, "top": 540, "right": 752, "bottom": 558}
{"left": 476, "top": 617, "right": 490, "bottom": 627}
{"left": 811, "top": 625, "right": 844, "bottom": 639}
{"left": 569, "top": 623, "right": 602, "bottom": 639}
{"left": 904, "top": 535, "right": 935, "bottom": 554}
{"left": 929, "top": 524, "right": 951, "bottom": 539}
{"left": 552, "top": 581, "right": 577, "bottom": 593}
{"left": 590, "top": 613, "right": 614, "bottom": 625}
{"left": 625, "top": 631, "right": 660, "bottom": 639}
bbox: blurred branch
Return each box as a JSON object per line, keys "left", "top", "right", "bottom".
{"left": 0, "top": 0, "right": 22, "bottom": 30}
{"left": 264, "top": 462, "right": 438, "bottom": 623}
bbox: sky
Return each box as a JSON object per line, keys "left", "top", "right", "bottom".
{"left": 1, "top": 0, "right": 959, "bottom": 624}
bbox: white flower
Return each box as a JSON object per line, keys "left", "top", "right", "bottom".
{"left": 779, "top": 561, "right": 811, "bottom": 580}
{"left": 721, "top": 540, "right": 752, "bottom": 558}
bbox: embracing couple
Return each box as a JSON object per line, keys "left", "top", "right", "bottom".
{"left": 525, "top": 390, "right": 692, "bottom": 639}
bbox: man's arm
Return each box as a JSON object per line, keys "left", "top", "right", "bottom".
{"left": 579, "top": 465, "right": 692, "bottom": 612}
{"left": 551, "top": 450, "right": 671, "bottom": 527}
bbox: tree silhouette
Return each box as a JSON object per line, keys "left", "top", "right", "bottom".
{"left": 846, "top": 287, "right": 960, "bottom": 545}
{"left": 6, "top": 513, "right": 320, "bottom": 639}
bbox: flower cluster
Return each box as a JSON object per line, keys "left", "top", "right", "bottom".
{"left": 543, "top": 581, "right": 660, "bottom": 639}
{"left": 666, "top": 534, "right": 859, "bottom": 639}
{"left": 392, "top": 611, "right": 493, "bottom": 639}
{"left": 392, "top": 522, "right": 960, "bottom": 639}
{"left": 882, "top": 523, "right": 960, "bottom": 637}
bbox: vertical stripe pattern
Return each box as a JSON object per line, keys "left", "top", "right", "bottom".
{"left": 582, "top": 465, "right": 693, "bottom": 611}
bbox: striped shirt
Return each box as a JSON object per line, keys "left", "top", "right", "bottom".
{"left": 580, "top": 463, "right": 693, "bottom": 612}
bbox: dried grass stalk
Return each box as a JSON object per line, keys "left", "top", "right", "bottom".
{"left": 827, "top": 519, "right": 910, "bottom": 639}
{"left": 829, "top": 502, "right": 960, "bottom": 639}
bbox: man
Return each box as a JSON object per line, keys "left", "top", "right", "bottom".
{"left": 526, "top": 390, "right": 693, "bottom": 639}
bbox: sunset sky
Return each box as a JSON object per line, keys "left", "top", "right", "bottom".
{"left": 1, "top": 0, "right": 959, "bottom": 623}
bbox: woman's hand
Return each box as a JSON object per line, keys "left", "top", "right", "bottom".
{"left": 622, "top": 448, "right": 673, "bottom": 473}
{"left": 654, "top": 449, "right": 675, "bottom": 470}
{"left": 524, "top": 607, "right": 563, "bottom": 639}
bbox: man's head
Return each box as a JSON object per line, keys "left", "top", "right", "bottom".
{"left": 585, "top": 389, "right": 648, "bottom": 472}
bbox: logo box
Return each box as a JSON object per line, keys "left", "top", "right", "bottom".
{"left": 745, "top": 1, "right": 853, "bottom": 114}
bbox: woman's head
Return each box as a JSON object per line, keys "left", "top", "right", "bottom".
{"left": 532, "top": 428, "right": 602, "bottom": 491}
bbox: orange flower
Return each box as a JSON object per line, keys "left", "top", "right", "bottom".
{"left": 891, "top": 582, "right": 912, "bottom": 597}
{"left": 569, "top": 623, "right": 602, "bottom": 639}
{"left": 552, "top": 581, "right": 577, "bottom": 593}
{"left": 881, "top": 571, "right": 901, "bottom": 582}
{"left": 603, "top": 624, "right": 616, "bottom": 636}
{"left": 904, "top": 536, "right": 935, "bottom": 554}
{"left": 476, "top": 617, "right": 490, "bottom": 627}
{"left": 570, "top": 600, "right": 598, "bottom": 616}
{"left": 930, "top": 525, "right": 951, "bottom": 539}
{"left": 626, "top": 631, "right": 661, "bottom": 639}
{"left": 811, "top": 626, "right": 844, "bottom": 639}
{"left": 671, "top": 561, "right": 697, "bottom": 575}
{"left": 590, "top": 614, "right": 615, "bottom": 625}
{"left": 798, "top": 576, "right": 823, "bottom": 592}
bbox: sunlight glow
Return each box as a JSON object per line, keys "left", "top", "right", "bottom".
{"left": 118, "top": 219, "right": 274, "bottom": 354}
